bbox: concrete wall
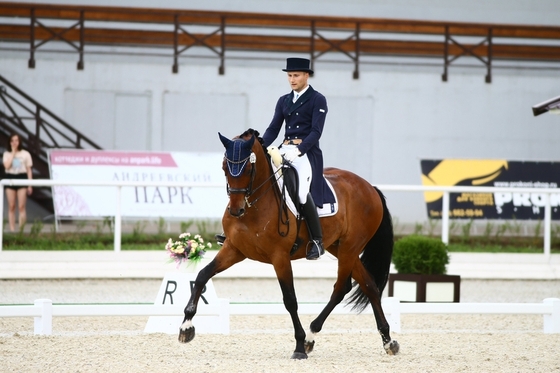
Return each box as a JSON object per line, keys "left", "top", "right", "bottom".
{"left": 1, "top": 0, "right": 559, "bottom": 223}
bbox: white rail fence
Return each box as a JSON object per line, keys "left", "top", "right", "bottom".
{"left": 1, "top": 297, "right": 559, "bottom": 335}
{"left": 0, "top": 180, "right": 559, "bottom": 257}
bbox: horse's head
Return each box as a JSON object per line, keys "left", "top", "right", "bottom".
{"left": 219, "top": 131, "right": 258, "bottom": 217}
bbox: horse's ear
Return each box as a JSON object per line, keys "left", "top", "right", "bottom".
{"left": 244, "top": 134, "right": 256, "bottom": 150}
{"left": 218, "top": 132, "right": 232, "bottom": 148}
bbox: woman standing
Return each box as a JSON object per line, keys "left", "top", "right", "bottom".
{"left": 3, "top": 134, "right": 33, "bottom": 232}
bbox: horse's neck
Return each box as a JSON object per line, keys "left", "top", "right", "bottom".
{"left": 255, "top": 147, "right": 280, "bottom": 201}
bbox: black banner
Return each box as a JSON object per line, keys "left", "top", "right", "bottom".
{"left": 420, "top": 160, "right": 560, "bottom": 220}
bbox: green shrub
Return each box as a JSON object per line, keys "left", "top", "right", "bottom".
{"left": 392, "top": 235, "right": 449, "bottom": 275}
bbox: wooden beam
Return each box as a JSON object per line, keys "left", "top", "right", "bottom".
{"left": 1, "top": 0, "right": 559, "bottom": 78}
{"left": 1, "top": 2, "right": 560, "bottom": 39}
{"left": 3, "top": 24, "right": 559, "bottom": 61}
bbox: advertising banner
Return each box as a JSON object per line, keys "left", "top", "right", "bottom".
{"left": 420, "top": 159, "right": 560, "bottom": 220}
{"left": 49, "top": 150, "right": 228, "bottom": 219}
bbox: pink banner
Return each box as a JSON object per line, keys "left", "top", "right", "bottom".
{"left": 50, "top": 151, "right": 178, "bottom": 167}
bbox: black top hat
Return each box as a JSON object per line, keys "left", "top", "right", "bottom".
{"left": 282, "top": 58, "right": 314, "bottom": 74}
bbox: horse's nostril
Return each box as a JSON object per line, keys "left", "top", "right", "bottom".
{"left": 228, "top": 207, "right": 245, "bottom": 217}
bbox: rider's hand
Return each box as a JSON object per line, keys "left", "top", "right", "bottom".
{"left": 283, "top": 148, "right": 301, "bottom": 163}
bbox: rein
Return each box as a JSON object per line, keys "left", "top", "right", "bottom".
{"left": 225, "top": 148, "right": 293, "bottom": 238}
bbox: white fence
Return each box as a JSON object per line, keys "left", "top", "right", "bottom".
{"left": 0, "top": 298, "right": 227, "bottom": 335}
{"left": 0, "top": 180, "right": 559, "bottom": 257}
{"left": 1, "top": 297, "right": 558, "bottom": 335}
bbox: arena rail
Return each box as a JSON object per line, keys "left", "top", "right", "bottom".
{"left": 0, "top": 179, "right": 558, "bottom": 257}
{"left": 1, "top": 297, "right": 558, "bottom": 335}
{"left": 0, "top": 298, "right": 228, "bottom": 335}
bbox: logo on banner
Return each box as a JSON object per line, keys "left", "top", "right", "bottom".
{"left": 420, "top": 159, "right": 560, "bottom": 220}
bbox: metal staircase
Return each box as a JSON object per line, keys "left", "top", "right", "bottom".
{"left": 0, "top": 74, "right": 102, "bottom": 213}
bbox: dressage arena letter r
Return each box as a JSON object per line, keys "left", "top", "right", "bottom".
{"left": 162, "top": 280, "right": 208, "bottom": 305}
{"left": 163, "top": 281, "right": 177, "bottom": 304}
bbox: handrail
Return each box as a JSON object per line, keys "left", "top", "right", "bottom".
{"left": 0, "top": 74, "right": 102, "bottom": 150}
{"left": 0, "top": 179, "right": 558, "bottom": 257}
{"left": 1, "top": 2, "right": 559, "bottom": 79}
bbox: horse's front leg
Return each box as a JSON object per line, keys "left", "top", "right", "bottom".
{"left": 273, "top": 260, "right": 307, "bottom": 360}
{"left": 178, "top": 248, "right": 245, "bottom": 343}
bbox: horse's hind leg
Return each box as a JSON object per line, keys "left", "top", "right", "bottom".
{"left": 305, "top": 270, "right": 353, "bottom": 354}
{"left": 178, "top": 248, "right": 245, "bottom": 343}
{"left": 352, "top": 261, "right": 399, "bottom": 355}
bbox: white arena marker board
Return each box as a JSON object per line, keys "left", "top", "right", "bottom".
{"left": 144, "top": 272, "right": 229, "bottom": 334}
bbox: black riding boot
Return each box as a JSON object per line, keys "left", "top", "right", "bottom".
{"left": 301, "top": 193, "right": 324, "bottom": 260}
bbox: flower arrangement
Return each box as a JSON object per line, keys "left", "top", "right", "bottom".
{"left": 165, "top": 233, "right": 212, "bottom": 268}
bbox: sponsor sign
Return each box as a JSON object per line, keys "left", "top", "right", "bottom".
{"left": 49, "top": 150, "right": 228, "bottom": 218}
{"left": 421, "top": 160, "right": 560, "bottom": 220}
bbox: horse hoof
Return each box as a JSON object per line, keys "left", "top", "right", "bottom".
{"left": 384, "top": 340, "right": 400, "bottom": 355}
{"left": 304, "top": 340, "right": 315, "bottom": 354}
{"left": 291, "top": 351, "right": 308, "bottom": 360}
{"left": 178, "top": 326, "right": 195, "bottom": 343}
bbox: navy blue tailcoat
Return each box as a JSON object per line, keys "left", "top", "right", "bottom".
{"left": 262, "top": 86, "right": 335, "bottom": 206}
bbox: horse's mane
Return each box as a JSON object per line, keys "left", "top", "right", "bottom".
{"left": 236, "top": 128, "right": 264, "bottom": 146}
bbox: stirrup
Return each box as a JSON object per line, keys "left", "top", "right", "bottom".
{"left": 306, "top": 240, "right": 324, "bottom": 260}
{"left": 215, "top": 233, "right": 226, "bottom": 246}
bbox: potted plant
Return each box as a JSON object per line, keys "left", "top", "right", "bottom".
{"left": 388, "top": 235, "right": 460, "bottom": 302}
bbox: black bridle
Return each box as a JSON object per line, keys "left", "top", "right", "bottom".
{"left": 224, "top": 152, "right": 283, "bottom": 208}
{"left": 225, "top": 153, "right": 257, "bottom": 197}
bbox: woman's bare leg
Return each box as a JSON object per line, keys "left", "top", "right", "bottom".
{"left": 5, "top": 189, "right": 17, "bottom": 232}
{"left": 16, "top": 187, "right": 28, "bottom": 230}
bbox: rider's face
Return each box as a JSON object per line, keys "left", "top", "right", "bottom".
{"left": 287, "top": 72, "right": 309, "bottom": 93}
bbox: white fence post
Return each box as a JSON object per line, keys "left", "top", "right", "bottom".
{"left": 544, "top": 194, "right": 552, "bottom": 259}
{"left": 114, "top": 185, "right": 122, "bottom": 252}
{"left": 543, "top": 298, "right": 560, "bottom": 334}
{"left": 441, "top": 191, "right": 450, "bottom": 245}
{"left": 34, "top": 299, "right": 52, "bottom": 335}
{"left": 382, "top": 297, "right": 401, "bottom": 333}
{"left": 218, "top": 299, "right": 230, "bottom": 335}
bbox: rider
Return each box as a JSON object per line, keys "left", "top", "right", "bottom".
{"left": 217, "top": 57, "right": 335, "bottom": 260}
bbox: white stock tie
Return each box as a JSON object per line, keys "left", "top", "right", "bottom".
{"left": 294, "top": 93, "right": 299, "bottom": 103}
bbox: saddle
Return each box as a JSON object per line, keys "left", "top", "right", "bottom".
{"left": 267, "top": 146, "right": 338, "bottom": 218}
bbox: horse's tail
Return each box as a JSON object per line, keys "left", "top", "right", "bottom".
{"left": 347, "top": 187, "right": 394, "bottom": 313}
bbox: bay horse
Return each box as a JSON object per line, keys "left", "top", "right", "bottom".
{"left": 178, "top": 129, "right": 400, "bottom": 359}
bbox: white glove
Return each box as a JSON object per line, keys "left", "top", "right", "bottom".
{"left": 283, "top": 148, "right": 301, "bottom": 162}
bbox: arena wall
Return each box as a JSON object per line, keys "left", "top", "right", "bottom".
{"left": 1, "top": 0, "right": 559, "bottom": 222}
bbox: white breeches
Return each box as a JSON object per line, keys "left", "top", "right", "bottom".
{"left": 280, "top": 144, "right": 312, "bottom": 204}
